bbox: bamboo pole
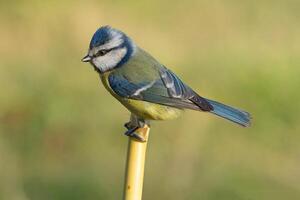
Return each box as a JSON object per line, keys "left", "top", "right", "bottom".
{"left": 123, "top": 123, "right": 150, "bottom": 200}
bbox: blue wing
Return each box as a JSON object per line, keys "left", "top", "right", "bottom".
{"left": 108, "top": 67, "right": 213, "bottom": 111}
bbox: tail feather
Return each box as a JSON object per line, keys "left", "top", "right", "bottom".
{"left": 206, "top": 99, "right": 251, "bottom": 127}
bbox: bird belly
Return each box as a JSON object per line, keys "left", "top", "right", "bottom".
{"left": 121, "top": 99, "right": 182, "bottom": 120}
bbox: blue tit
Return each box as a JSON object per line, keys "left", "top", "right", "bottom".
{"left": 82, "top": 26, "right": 251, "bottom": 140}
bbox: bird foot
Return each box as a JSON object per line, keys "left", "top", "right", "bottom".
{"left": 124, "top": 116, "right": 150, "bottom": 142}
{"left": 124, "top": 126, "right": 146, "bottom": 142}
{"left": 124, "top": 122, "right": 134, "bottom": 130}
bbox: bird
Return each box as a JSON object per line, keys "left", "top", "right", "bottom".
{"left": 82, "top": 26, "right": 251, "bottom": 141}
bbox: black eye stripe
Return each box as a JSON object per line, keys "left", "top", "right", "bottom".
{"left": 94, "top": 46, "right": 121, "bottom": 57}
{"left": 95, "top": 49, "right": 109, "bottom": 57}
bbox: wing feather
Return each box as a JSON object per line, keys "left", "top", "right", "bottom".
{"left": 108, "top": 67, "right": 213, "bottom": 111}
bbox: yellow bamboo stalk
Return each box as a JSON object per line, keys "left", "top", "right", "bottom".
{"left": 123, "top": 124, "right": 150, "bottom": 200}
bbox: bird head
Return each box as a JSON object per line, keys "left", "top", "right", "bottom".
{"left": 82, "top": 26, "right": 135, "bottom": 73}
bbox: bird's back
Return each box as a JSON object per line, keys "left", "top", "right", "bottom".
{"left": 114, "top": 47, "right": 162, "bottom": 82}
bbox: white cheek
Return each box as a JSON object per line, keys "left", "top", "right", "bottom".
{"left": 92, "top": 48, "right": 127, "bottom": 72}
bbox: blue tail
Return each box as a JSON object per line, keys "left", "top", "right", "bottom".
{"left": 206, "top": 99, "right": 251, "bottom": 127}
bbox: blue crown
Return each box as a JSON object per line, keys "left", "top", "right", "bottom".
{"left": 89, "top": 26, "right": 121, "bottom": 49}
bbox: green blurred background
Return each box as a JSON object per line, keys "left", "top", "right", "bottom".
{"left": 1, "top": 0, "right": 300, "bottom": 199}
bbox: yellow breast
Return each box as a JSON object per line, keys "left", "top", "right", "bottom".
{"left": 100, "top": 72, "right": 182, "bottom": 120}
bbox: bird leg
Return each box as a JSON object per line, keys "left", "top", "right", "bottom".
{"left": 124, "top": 115, "right": 150, "bottom": 142}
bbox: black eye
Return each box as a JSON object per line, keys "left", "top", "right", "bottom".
{"left": 95, "top": 50, "right": 108, "bottom": 57}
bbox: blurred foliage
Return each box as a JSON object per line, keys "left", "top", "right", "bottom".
{"left": 1, "top": 0, "right": 300, "bottom": 199}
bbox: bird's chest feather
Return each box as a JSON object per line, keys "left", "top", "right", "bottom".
{"left": 100, "top": 71, "right": 182, "bottom": 120}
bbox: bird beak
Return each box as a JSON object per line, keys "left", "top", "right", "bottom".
{"left": 81, "top": 55, "right": 91, "bottom": 62}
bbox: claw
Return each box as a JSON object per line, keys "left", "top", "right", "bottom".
{"left": 124, "top": 122, "right": 132, "bottom": 130}
{"left": 124, "top": 127, "right": 146, "bottom": 142}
